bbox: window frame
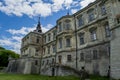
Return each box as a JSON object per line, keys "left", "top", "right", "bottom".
{"left": 67, "top": 55, "right": 72, "bottom": 62}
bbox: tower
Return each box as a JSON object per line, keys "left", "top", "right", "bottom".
{"left": 35, "top": 17, "right": 42, "bottom": 33}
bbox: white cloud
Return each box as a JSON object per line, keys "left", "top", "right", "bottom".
{"left": 0, "top": 37, "right": 21, "bottom": 53}
{"left": 80, "top": 0, "right": 96, "bottom": 9}
{"left": 71, "top": 9, "right": 78, "bottom": 14}
{"left": 0, "top": 0, "right": 75, "bottom": 17}
{"left": 7, "top": 27, "right": 36, "bottom": 35}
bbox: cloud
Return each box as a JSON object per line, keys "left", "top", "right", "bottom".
{"left": 0, "top": 24, "right": 53, "bottom": 53}
{"left": 0, "top": 36, "right": 21, "bottom": 53}
{"left": 71, "top": 9, "right": 79, "bottom": 14}
{"left": 7, "top": 27, "right": 36, "bottom": 35}
{"left": 0, "top": 0, "right": 96, "bottom": 17}
{"left": 0, "top": 0, "right": 73, "bottom": 17}
{"left": 80, "top": 0, "right": 96, "bottom": 8}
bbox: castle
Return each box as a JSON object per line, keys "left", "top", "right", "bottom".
{"left": 7, "top": 0, "right": 120, "bottom": 79}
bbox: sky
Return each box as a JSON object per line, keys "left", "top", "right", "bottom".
{"left": 0, "top": 0, "right": 95, "bottom": 54}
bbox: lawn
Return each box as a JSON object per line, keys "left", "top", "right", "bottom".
{"left": 0, "top": 73, "right": 79, "bottom": 80}
{"left": 0, "top": 73, "right": 112, "bottom": 80}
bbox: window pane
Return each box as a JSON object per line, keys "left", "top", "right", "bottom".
{"left": 48, "top": 33, "right": 51, "bottom": 41}
{"left": 88, "top": 9, "right": 95, "bottom": 22}
{"left": 67, "top": 55, "right": 72, "bottom": 62}
{"left": 48, "top": 46, "right": 50, "bottom": 54}
{"left": 101, "top": 5, "right": 106, "bottom": 15}
{"left": 79, "top": 34, "right": 85, "bottom": 45}
{"left": 93, "top": 50, "right": 98, "bottom": 59}
{"left": 59, "top": 23, "right": 62, "bottom": 32}
{"left": 78, "top": 16, "right": 84, "bottom": 27}
{"left": 105, "top": 24, "right": 111, "bottom": 37}
{"left": 65, "top": 23, "right": 71, "bottom": 30}
{"left": 59, "top": 38, "right": 62, "bottom": 48}
{"left": 91, "top": 30, "right": 97, "bottom": 41}
{"left": 66, "top": 38, "right": 71, "bottom": 47}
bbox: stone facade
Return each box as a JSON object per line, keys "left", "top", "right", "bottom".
{"left": 7, "top": 0, "right": 120, "bottom": 79}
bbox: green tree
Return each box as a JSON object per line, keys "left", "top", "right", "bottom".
{"left": 0, "top": 47, "right": 20, "bottom": 67}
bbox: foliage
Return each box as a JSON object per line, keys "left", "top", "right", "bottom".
{"left": 0, "top": 47, "right": 20, "bottom": 67}
{"left": 0, "top": 47, "right": 5, "bottom": 50}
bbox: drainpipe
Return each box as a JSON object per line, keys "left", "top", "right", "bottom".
{"left": 74, "top": 15, "right": 78, "bottom": 69}
{"left": 39, "top": 34, "right": 44, "bottom": 74}
{"left": 55, "top": 27, "right": 57, "bottom": 76}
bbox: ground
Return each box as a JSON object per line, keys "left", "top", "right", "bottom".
{"left": 0, "top": 73, "right": 115, "bottom": 80}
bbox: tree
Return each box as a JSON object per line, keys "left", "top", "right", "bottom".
{"left": 0, "top": 47, "right": 20, "bottom": 67}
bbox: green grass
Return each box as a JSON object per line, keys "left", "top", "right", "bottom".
{"left": 0, "top": 73, "right": 114, "bottom": 80}
{"left": 0, "top": 73, "right": 79, "bottom": 80}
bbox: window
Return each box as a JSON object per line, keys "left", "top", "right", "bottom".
{"left": 58, "top": 55, "right": 62, "bottom": 64}
{"left": 90, "top": 28, "right": 97, "bottom": 41}
{"left": 59, "top": 38, "right": 62, "bottom": 49}
{"left": 36, "top": 36, "right": 39, "bottom": 43}
{"left": 117, "top": 17, "right": 120, "bottom": 24}
{"left": 79, "top": 33, "right": 85, "bottom": 45}
{"left": 52, "top": 58, "right": 54, "bottom": 64}
{"left": 46, "top": 60, "right": 49, "bottom": 65}
{"left": 78, "top": 15, "right": 84, "bottom": 27}
{"left": 88, "top": 9, "right": 95, "bottom": 22}
{"left": 35, "top": 49, "right": 39, "bottom": 56}
{"left": 66, "top": 38, "right": 71, "bottom": 47}
{"left": 52, "top": 44, "right": 56, "bottom": 53}
{"left": 105, "top": 23, "right": 111, "bottom": 37}
{"left": 93, "top": 50, "right": 98, "bottom": 60}
{"left": 35, "top": 60, "right": 38, "bottom": 65}
{"left": 53, "top": 30, "right": 56, "bottom": 40}
{"left": 48, "top": 46, "right": 50, "bottom": 54}
{"left": 101, "top": 5, "right": 106, "bottom": 15}
{"left": 65, "top": 23, "right": 71, "bottom": 30}
{"left": 48, "top": 33, "right": 51, "bottom": 41}
{"left": 42, "top": 61, "right": 44, "bottom": 65}
{"left": 44, "top": 36, "right": 46, "bottom": 43}
{"left": 67, "top": 55, "right": 72, "bottom": 62}
{"left": 58, "top": 22, "right": 62, "bottom": 32}
{"left": 80, "top": 53, "right": 84, "bottom": 61}
{"left": 65, "top": 19, "right": 71, "bottom": 30}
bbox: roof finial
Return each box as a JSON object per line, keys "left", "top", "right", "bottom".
{"left": 38, "top": 16, "right": 40, "bottom": 24}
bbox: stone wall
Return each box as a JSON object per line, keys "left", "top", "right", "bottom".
{"left": 110, "top": 25, "right": 120, "bottom": 79}
{"left": 6, "top": 57, "right": 40, "bottom": 74}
